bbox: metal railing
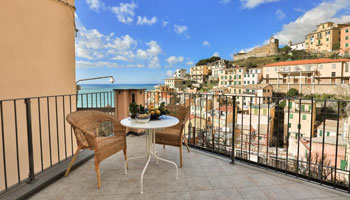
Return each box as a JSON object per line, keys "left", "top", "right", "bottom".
{"left": 0, "top": 91, "right": 114, "bottom": 194}
{"left": 144, "top": 91, "right": 350, "bottom": 192}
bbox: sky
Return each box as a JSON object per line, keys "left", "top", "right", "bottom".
{"left": 75, "top": 0, "right": 350, "bottom": 84}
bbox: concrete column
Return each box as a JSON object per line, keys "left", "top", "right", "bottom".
{"left": 299, "top": 72, "right": 302, "bottom": 92}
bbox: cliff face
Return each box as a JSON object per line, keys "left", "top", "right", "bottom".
{"left": 234, "top": 37, "right": 280, "bottom": 61}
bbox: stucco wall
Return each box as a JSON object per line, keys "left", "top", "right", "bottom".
{"left": 0, "top": 0, "right": 76, "bottom": 100}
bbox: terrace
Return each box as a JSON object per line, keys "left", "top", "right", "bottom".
{"left": 1, "top": 91, "right": 350, "bottom": 200}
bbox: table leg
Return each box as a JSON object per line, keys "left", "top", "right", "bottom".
{"left": 151, "top": 130, "right": 178, "bottom": 180}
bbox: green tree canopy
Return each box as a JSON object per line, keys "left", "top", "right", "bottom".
{"left": 286, "top": 88, "right": 299, "bottom": 97}
{"left": 196, "top": 56, "right": 221, "bottom": 66}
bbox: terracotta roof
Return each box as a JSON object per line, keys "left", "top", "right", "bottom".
{"left": 264, "top": 59, "right": 350, "bottom": 67}
{"left": 215, "top": 106, "right": 233, "bottom": 112}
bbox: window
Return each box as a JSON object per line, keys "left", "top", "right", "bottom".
{"left": 332, "top": 64, "right": 336, "bottom": 69}
{"left": 248, "top": 81, "right": 250, "bottom": 84}
{"left": 302, "top": 115, "right": 307, "bottom": 120}
{"left": 239, "top": 75, "right": 241, "bottom": 79}
{"left": 288, "top": 123, "right": 291, "bottom": 128}
{"left": 340, "top": 160, "right": 347, "bottom": 170}
{"left": 244, "top": 81, "right": 246, "bottom": 84}
{"left": 289, "top": 114, "right": 293, "bottom": 119}
{"left": 332, "top": 72, "right": 336, "bottom": 77}
{"left": 318, "top": 40, "right": 321, "bottom": 45}
{"left": 327, "top": 131, "right": 330, "bottom": 136}
{"left": 319, "top": 130, "right": 323, "bottom": 136}
{"left": 345, "top": 63, "right": 349, "bottom": 72}
{"left": 346, "top": 36, "right": 349, "bottom": 40}
{"left": 252, "top": 81, "right": 255, "bottom": 84}
{"left": 346, "top": 29, "right": 349, "bottom": 33}
{"left": 326, "top": 38, "right": 329, "bottom": 42}
{"left": 346, "top": 43, "right": 349, "bottom": 48}
{"left": 239, "top": 89, "right": 241, "bottom": 94}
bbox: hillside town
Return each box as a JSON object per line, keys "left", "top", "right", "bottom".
{"left": 150, "top": 21, "right": 350, "bottom": 183}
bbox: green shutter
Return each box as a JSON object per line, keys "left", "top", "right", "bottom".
{"left": 289, "top": 102, "right": 292, "bottom": 108}
{"left": 298, "top": 124, "right": 301, "bottom": 129}
{"left": 340, "top": 160, "right": 347, "bottom": 170}
{"left": 302, "top": 115, "right": 307, "bottom": 120}
{"left": 320, "top": 130, "right": 323, "bottom": 136}
{"left": 288, "top": 123, "right": 291, "bottom": 128}
{"left": 289, "top": 114, "right": 293, "bottom": 119}
{"left": 327, "top": 131, "right": 330, "bottom": 136}
{"left": 301, "top": 105, "right": 305, "bottom": 111}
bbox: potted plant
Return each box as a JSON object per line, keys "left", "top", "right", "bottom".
{"left": 129, "top": 102, "right": 139, "bottom": 119}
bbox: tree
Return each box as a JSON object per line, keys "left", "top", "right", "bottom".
{"left": 196, "top": 56, "right": 221, "bottom": 66}
{"left": 286, "top": 88, "right": 299, "bottom": 97}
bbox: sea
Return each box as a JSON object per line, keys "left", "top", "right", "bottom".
{"left": 77, "top": 84, "right": 157, "bottom": 108}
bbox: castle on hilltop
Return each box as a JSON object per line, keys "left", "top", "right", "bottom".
{"left": 233, "top": 36, "right": 280, "bottom": 61}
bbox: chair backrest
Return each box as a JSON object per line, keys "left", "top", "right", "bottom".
{"left": 66, "top": 110, "right": 115, "bottom": 149}
{"left": 166, "top": 105, "right": 189, "bottom": 131}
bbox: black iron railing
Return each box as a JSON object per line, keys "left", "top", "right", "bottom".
{"left": 144, "top": 91, "right": 350, "bottom": 192}
{"left": 0, "top": 91, "right": 114, "bottom": 194}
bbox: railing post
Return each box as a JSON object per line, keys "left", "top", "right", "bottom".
{"left": 188, "top": 122, "right": 192, "bottom": 145}
{"left": 25, "top": 98, "right": 35, "bottom": 183}
{"left": 231, "top": 96, "right": 236, "bottom": 164}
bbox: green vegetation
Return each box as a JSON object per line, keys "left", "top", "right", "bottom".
{"left": 286, "top": 88, "right": 299, "bottom": 97}
{"left": 196, "top": 56, "right": 221, "bottom": 66}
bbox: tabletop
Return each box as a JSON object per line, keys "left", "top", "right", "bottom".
{"left": 120, "top": 115, "right": 179, "bottom": 130}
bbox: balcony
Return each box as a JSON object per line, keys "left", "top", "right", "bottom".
{"left": 1, "top": 91, "right": 350, "bottom": 199}
{"left": 26, "top": 134, "right": 349, "bottom": 200}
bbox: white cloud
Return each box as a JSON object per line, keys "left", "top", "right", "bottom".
{"left": 219, "top": 0, "right": 231, "bottom": 4}
{"left": 105, "top": 35, "right": 137, "bottom": 50}
{"left": 240, "top": 0, "right": 280, "bottom": 9}
{"left": 76, "top": 60, "right": 120, "bottom": 68}
{"left": 75, "top": 16, "right": 162, "bottom": 69}
{"left": 110, "top": 2, "right": 137, "bottom": 24}
{"left": 166, "top": 56, "right": 184, "bottom": 65}
{"left": 186, "top": 61, "right": 194, "bottom": 66}
{"left": 136, "top": 41, "right": 162, "bottom": 68}
{"left": 86, "top": 0, "right": 104, "bottom": 11}
{"left": 174, "top": 25, "right": 188, "bottom": 34}
{"left": 274, "top": 0, "right": 350, "bottom": 45}
{"left": 166, "top": 70, "right": 174, "bottom": 77}
{"left": 162, "top": 20, "right": 169, "bottom": 27}
{"left": 275, "top": 9, "right": 286, "bottom": 21}
{"left": 203, "top": 41, "right": 210, "bottom": 47}
{"left": 137, "top": 16, "right": 158, "bottom": 25}
{"left": 213, "top": 52, "right": 220, "bottom": 57}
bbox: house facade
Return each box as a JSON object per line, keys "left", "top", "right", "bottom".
{"left": 340, "top": 25, "right": 350, "bottom": 56}
{"left": 305, "top": 22, "right": 347, "bottom": 53}
{"left": 190, "top": 65, "right": 210, "bottom": 84}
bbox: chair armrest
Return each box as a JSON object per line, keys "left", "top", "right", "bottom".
{"left": 113, "top": 120, "right": 126, "bottom": 137}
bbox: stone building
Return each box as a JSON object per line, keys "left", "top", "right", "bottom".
{"left": 262, "top": 58, "right": 350, "bottom": 93}
{"left": 218, "top": 67, "right": 245, "bottom": 87}
{"left": 243, "top": 68, "right": 263, "bottom": 85}
{"left": 233, "top": 37, "right": 280, "bottom": 61}
{"left": 305, "top": 22, "right": 347, "bottom": 53}
{"left": 190, "top": 65, "right": 210, "bottom": 84}
{"left": 164, "top": 77, "right": 183, "bottom": 89}
{"left": 288, "top": 41, "right": 305, "bottom": 50}
{"left": 340, "top": 25, "right": 350, "bottom": 56}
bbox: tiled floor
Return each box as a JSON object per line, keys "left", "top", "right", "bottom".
{"left": 30, "top": 135, "right": 350, "bottom": 200}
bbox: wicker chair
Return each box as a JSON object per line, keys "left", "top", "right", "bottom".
{"left": 64, "top": 110, "right": 127, "bottom": 189}
{"left": 155, "top": 105, "right": 190, "bottom": 167}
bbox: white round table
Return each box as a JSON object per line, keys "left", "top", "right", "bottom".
{"left": 120, "top": 115, "right": 179, "bottom": 194}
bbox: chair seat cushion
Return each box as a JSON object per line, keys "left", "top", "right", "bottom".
{"left": 155, "top": 128, "right": 181, "bottom": 147}
{"left": 95, "top": 136, "right": 125, "bottom": 162}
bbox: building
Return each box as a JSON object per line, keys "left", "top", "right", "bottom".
{"left": 228, "top": 84, "right": 273, "bottom": 111}
{"left": 340, "top": 25, "right": 350, "bottom": 56}
{"left": 243, "top": 68, "right": 262, "bottom": 85}
{"left": 262, "top": 59, "right": 350, "bottom": 92}
{"left": 208, "top": 59, "right": 227, "bottom": 81}
{"left": 190, "top": 65, "right": 210, "bottom": 84}
{"left": 164, "top": 77, "right": 184, "bottom": 89}
{"left": 174, "top": 69, "right": 186, "bottom": 79}
{"left": 315, "top": 119, "right": 346, "bottom": 138}
{"left": 0, "top": 0, "right": 77, "bottom": 191}
{"left": 284, "top": 99, "right": 315, "bottom": 141}
{"left": 218, "top": 68, "right": 245, "bottom": 88}
{"left": 233, "top": 36, "right": 279, "bottom": 61}
{"left": 288, "top": 41, "right": 305, "bottom": 50}
{"left": 305, "top": 22, "right": 347, "bottom": 53}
